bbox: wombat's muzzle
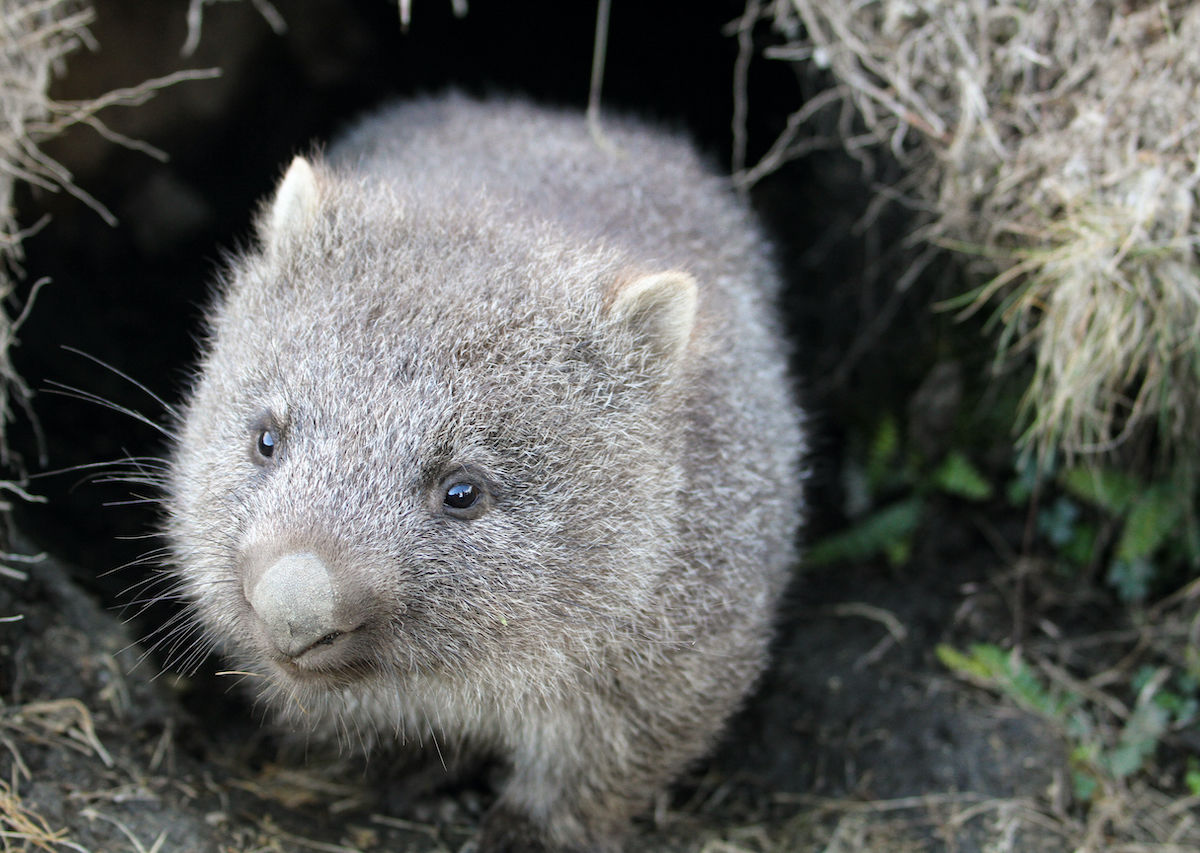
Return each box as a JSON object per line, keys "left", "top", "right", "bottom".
{"left": 244, "top": 551, "right": 350, "bottom": 659}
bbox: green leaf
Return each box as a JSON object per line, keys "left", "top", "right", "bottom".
{"left": 1187, "top": 758, "right": 1200, "bottom": 796}
{"left": 1130, "top": 665, "right": 1158, "bottom": 693}
{"left": 865, "top": 414, "right": 901, "bottom": 492}
{"left": 1102, "top": 700, "right": 1169, "bottom": 779}
{"left": 936, "top": 643, "right": 1071, "bottom": 718}
{"left": 1059, "top": 519, "right": 1098, "bottom": 567}
{"left": 936, "top": 644, "right": 993, "bottom": 681}
{"left": 1107, "top": 557, "right": 1155, "bottom": 604}
{"left": 1115, "top": 484, "right": 1183, "bottom": 564}
{"left": 1037, "top": 497, "right": 1080, "bottom": 548}
{"left": 1072, "top": 769, "right": 1099, "bottom": 802}
{"left": 932, "top": 451, "right": 994, "bottom": 500}
{"left": 883, "top": 536, "right": 912, "bottom": 567}
{"left": 807, "top": 497, "right": 923, "bottom": 567}
{"left": 1060, "top": 467, "right": 1141, "bottom": 515}
{"left": 1006, "top": 454, "right": 1042, "bottom": 505}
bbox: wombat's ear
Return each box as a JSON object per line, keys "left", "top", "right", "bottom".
{"left": 262, "top": 156, "right": 320, "bottom": 252}
{"left": 607, "top": 271, "right": 698, "bottom": 364}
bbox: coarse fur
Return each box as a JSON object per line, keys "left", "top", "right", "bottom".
{"left": 165, "top": 93, "right": 804, "bottom": 852}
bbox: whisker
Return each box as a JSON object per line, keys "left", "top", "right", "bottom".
{"left": 114, "top": 532, "right": 171, "bottom": 544}
{"left": 103, "top": 496, "right": 164, "bottom": 508}
{"left": 215, "top": 670, "right": 265, "bottom": 679}
{"left": 144, "top": 619, "right": 216, "bottom": 676}
{"left": 61, "top": 345, "right": 180, "bottom": 420}
{"left": 100, "top": 548, "right": 172, "bottom": 578}
{"left": 111, "top": 565, "right": 176, "bottom": 595}
{"left": 32, "top": 455, "right": 170, "bottom": 479}
{"left": 43, "top": 381, "right": 174, "bottom": 439}
{"left": 115, "top": 576, "right": 187, "bottom": 612}
{"left": 166, "top": 633, "right": 221, "bottom": 678}
{"left": 97, "top": 478, "right": 167, "bottom": 491}
{"left": 116, "top": 591, "right": 181, "bottom": 616}
{"left": 137, "top": 607, "right": 194, "bottom": 646}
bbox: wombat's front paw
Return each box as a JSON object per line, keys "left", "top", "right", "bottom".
{"left": 475, "top": 803, "right": 618, "bottom": 853}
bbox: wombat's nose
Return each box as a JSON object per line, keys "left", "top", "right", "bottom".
{"left": 245, "top": 552, "right": 342, "bottom": 658}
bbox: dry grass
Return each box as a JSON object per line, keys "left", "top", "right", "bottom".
{"left": 636, "top": 786, "right": 1071, "bottom": 852}
{"left": 182, "top": 0, "right": 285, "bottom": 56}
{"left": 1, "top": 777, "right": 89, "bottom": 853}
{"left": 0, "top": 0, "right": 91, "bottom": 479}
{"left": 0, "top": 698, "right": 103, "bottom": 853}
{"left": 0, "top": 0, "right": 216, "bottom": 490}
{"left": 751, "top": 0, "right": 1200, "bottom": 469}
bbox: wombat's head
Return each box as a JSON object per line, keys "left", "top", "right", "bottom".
{"left": 165, "top": 157, "right": 703, "bottom": 710}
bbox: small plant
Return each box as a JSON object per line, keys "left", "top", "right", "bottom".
{"left": 1009, "top": 452, "right": 1200, "bottom": 603}
{"left": 937, "top": 644, "right": 1200, "bottom": 802}
{"left": 935, "top": 643, "right": 1072, "bottom": 718}
{"left": 1187, "top": 756, "right": 1200, "bottom": 797}
{"left": 808, "top": 413, "right": 993, "bottom": 567}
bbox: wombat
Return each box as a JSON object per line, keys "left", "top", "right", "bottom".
{"left": 165, "top": 93, "right": 804, "bottom": 852}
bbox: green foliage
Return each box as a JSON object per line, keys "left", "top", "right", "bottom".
{"left": 939, "top": 643, "right": 1200, "bottom": 801}
{"left": 808, "top": 414, "right": 993, "bottom": 567}
{"left": 1115, "top": 485, "right": 1185, "bottom": 564}
{"left": 1187, "top": 757, "right": 1200, "bottom": 797}
{"left": 818, "top": 377, "right": 1200, "bottom": 811}
{"left": 935, "top": 643, "right": 1070, "bottom": 717}
{"left": 932, "top": 451, "right": 994, "bottom": 501}
{"left": 807, "top": 497, "right": 922, "bottom": 567}
{"left": 1101, "top": 698, "right": 1170, "bottom": 779}
{"left": 1032, "top": 456, "right": 1200, "bottom": 603}
{"left": 1059, "top": 467, "right": 1136, "bottom": 514}
{"left": 865, "top": 414, "right": 901, "bottom": 491}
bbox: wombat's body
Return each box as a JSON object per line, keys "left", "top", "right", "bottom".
{"left": 166, "top": 94, "right": 803, "bottom": 852}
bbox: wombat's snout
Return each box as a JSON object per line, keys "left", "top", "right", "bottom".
{"left": 244, "top": 552, "right": 352, "bottom": 659}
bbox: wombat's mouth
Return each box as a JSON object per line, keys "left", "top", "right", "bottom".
{"left": 278, "top": 654, "right": 375, "bottom": 685}
{"left": 312, "top": 630, "right": 343, "bottom": 647}
{"left": 269, "top": 625, "right": 375, "bottom": 683}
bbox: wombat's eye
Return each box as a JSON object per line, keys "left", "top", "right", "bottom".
{"left": 444, "top": 482, "right": 478, "bottom": 509}
{"left": 437, "top": 469, "right": 492, "bottom": 520}
{"left": 256, "top": 429, "right": 277, "bottom": 458}
{"left": 250, "top": 414, "right": 283, "bottom": 467}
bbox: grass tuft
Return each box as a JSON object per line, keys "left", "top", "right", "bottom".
{"left": 753, "top": 0, "right": 1200, "bottom": 471}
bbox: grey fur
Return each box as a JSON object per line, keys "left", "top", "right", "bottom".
{"left": 165, "top": 93, "right": 804, "bottom": 853}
